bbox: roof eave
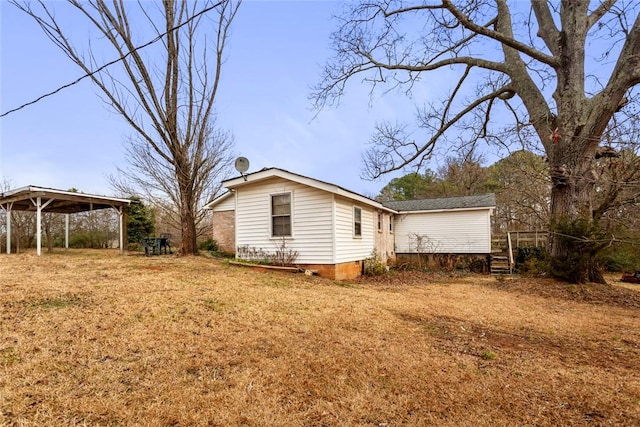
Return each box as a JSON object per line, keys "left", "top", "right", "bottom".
{"left": 223, "top": 168, "right": 394, "bottom": 212}
{"left": 0, "top": 185, "right": 131, "bottom": 206}
{"left": 396, "top": 206, "right": 495, "bottom": 214}
{"left": 204, "top": 190, "right": 234, "bottom": 210}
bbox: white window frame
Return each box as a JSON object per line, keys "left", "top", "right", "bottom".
{"left": 353, "top": 206, "right": 362, "bottom": 238}
{"left": 270, "top": 192, "right": 293, "bottom": 238}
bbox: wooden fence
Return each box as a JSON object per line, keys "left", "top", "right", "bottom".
{"left": 492, "top": 230, "right": 549, "bottom": 252}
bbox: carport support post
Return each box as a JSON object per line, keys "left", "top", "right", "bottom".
{"left": 33, "top": 197, "right": 53, "bottom": 256}
{"left": 2, "top": 203, "right": 11, "bottom": 254}
{"left": 118, "top": 206, "right": 124, "bottom": 254}
{"left": 6, "top": 209, "right": 10, "bottom": 254}
{"left": 65, "top": 214, "right": 69, "bottom": 249}
{"left": 36, "top": 197, "right": 42, "bottom": 256}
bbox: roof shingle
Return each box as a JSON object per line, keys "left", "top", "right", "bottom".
{"left": 382, "top": 193, "right": 495, "bottom": 212}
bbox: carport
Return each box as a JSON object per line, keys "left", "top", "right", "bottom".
{"left": 0, "top": 186, "right": 131, "bottom": 255}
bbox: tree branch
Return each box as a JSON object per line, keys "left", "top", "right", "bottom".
{"left": 362, "top": 84, "right": 516, "bottom": 179}
{"left": 531, "top": 1, "right": 560, "bottom": 56}
{"left": 587, "top": 0, "right": 617, "bottom": 30}
{"left": 443, "top": 0, "right": 559, "bottom": 67}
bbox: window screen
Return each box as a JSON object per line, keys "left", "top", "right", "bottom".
{"left": 271, "top": 193, "right": 291, "bottom": 237}
{"left": 354, "top": 206, "right": 362, "bottom": 237}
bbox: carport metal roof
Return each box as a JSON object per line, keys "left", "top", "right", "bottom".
{"left": 0, "top": 185, "right": 131, "bottom": 255}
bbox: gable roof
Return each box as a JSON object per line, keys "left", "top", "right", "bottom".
{"left": 211, "top": 167, "right": 396, "bottom": 213}
{"left": 206, "top": 168, "right": 496, "bottom": 215}
{"left": 204, "top": 191, "right": 234, "bottom": 210}
{"left": 382, "top": 193, "right": 496, "bottom": 213}
{"left": 0, "top": 185, "right": 131, "bottom": 214}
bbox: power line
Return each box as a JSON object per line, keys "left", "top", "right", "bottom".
{"left": 548, "top": 230, "right": 640, "bottom": 247}
{"left": 1, "top": 1, "right": 226, "bottom": 118}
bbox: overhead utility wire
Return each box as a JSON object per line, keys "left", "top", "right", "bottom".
{"left": 548, "top": 230, "right": 640, "bottom": 247}
{"left": 1, "top": 0, "right": 226, "bottom": 118}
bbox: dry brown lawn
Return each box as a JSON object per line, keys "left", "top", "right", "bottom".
{"left": 1, "top": 250, "right": 639, "bottom": 426}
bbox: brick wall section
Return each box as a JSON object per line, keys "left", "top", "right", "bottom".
{"left": 212, "top": 211, "right": 235, "bottom": 254}
{"left": 334, "top": 260, "right": 364, "bottom": 280}
{"left": 299, "top": 264, "right": 338, "bottom": 279}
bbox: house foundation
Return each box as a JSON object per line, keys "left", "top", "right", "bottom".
{"left": 395, "top": 253, "right": 490, "bottom": 274}
{"left": 298, "top": 260, "right": 364, "bottom": 280}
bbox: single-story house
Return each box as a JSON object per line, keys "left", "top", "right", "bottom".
{"left": 206, "top": 168, "right": 495, "bottom": 280}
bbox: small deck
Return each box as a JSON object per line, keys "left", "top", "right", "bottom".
{"left": 491, "top": 230, "right": 549, "bottom": 274}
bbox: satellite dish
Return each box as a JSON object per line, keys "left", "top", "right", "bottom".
{"left": 234, "top": 157, "right": 250, "bottom": 173}
{"left": 234, "top": 157, "right": 250, "bottom": 181}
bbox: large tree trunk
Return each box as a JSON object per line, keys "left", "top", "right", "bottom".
{"left": 177, "top": 167, "right": 198, "bottom": 255}
{"left": 539, "top": 1, "right": 614, "bottom": 284}
{"left": 180, "top": 203, "right": 197, "bottom": 255}
{"left": 548, "top": 142, "right": 607, "bottom": 284}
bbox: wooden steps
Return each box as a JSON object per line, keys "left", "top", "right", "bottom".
{"left": 491, "top": 230, "right": 549, "bottom": 275}
{"left": 491, "top": 232, "right": 514, "bottom": 275}
{"left": 490, "top": 254, "right": 512, "bottom": 274}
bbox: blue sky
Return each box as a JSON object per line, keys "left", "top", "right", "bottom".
{"left": 0, "top": 0, "right": 421, "bottom": 198}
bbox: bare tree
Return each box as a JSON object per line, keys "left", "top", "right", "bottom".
{"left": 12, "top": 0, "right": 240, "bottom": 255}
{"left": 488, "top": 150, "right": 551, "bottom": 233}
{"left": 9, "top": 213, "right": 36, "bottom": 253}
{"left": 437, "top": 148, "right": 489, "bottom": 196}
{"left": 43, "top": 212, "right": 65, "bottom": 253}
{"left": 109, "top": 123, "right": 232, "bottom": 248}
{"left": 593, "top": 115, "right": 640, "bottom": 227}
{"left": 313, "top": 1, "right": 640, "bottom": 282}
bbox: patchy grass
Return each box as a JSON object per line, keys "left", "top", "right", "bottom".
{"left": 27, "top": 293, "right": 86, "bottom": 310}
{"left": 1, "top": 250, "right": 639, "bottom": 426}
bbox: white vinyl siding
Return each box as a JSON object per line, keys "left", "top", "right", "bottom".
{"left": 334, "top": 197, "right": 375, "bottom": 263}
{"left": 235, "top": 177, "right": 334, "bottom": 264}
{"left": 211, "top": 194, "right": 235, "bottom": 212}
{"left": 394, "top": 209, "right": 492, "bottom": 254}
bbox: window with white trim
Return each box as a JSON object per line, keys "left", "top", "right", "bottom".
{"left": 271, "top": 193, "right": 291, "bottom": 237}
{"left": 354, "top": 206, "right": 362, "bottom": 237}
